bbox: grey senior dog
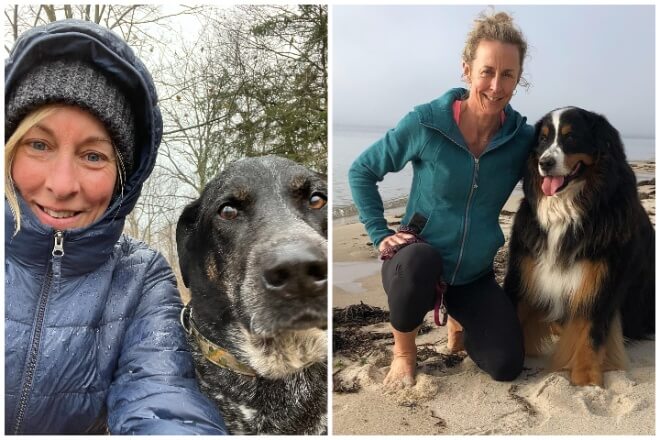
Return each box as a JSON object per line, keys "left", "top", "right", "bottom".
{"left": 176, "top": 155, "right": 327, "bottom": 434}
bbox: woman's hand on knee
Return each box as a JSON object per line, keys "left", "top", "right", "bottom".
{"left": 378, "top": 232, "right": 415, "bottom": 252}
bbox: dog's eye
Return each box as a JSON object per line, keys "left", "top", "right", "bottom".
{"left": 219, "top": 205, "right": 239, "bottom": 220}
{"left": 309, "top": 193, "right": 327, "bottom": 209}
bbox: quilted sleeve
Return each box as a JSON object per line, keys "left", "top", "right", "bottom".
{"left": 106, "top": 251, "right": 227, "bottom": 435}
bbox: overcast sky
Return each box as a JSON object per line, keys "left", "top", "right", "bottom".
{"left": 332, "top": 5, "right": 655, "bottom": 138}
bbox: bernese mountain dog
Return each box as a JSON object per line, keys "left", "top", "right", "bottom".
{"left": 504, "top": 107, "right": 654, "bottom": 387}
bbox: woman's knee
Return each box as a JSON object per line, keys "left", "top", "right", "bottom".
{"left": 393, "top": 242, "right": 443, "bottom": 276}
{"left": 488, "top": 355, "right": 524, "bottom": 382}
{"left": 480, "top": 342, "right": 524, "bottom": 381}
{"left": 386, "top": 283, "right": 431, "bottom": 332}
{"left": 464, "top": 330, "right": 524, "bottom": 382}
{"left": 381, "top": 242, "right": 443, "bottom": 332}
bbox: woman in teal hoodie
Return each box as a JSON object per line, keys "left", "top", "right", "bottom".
{"left": 349, "top": 11, "right": 535, "bottom": 387}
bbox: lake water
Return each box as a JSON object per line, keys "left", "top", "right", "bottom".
{"left": 334, "top": 126, "right": 655, "bottom": 212}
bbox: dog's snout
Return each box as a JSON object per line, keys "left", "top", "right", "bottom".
{"left": 262, "top": 242, "right": 327, "bottom": 297}
{"left": 539, "top": 156, "right": 556, "bottom": 173}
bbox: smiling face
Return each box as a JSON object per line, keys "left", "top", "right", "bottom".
{"left": 11, "top": 105, "right": 117, "bottom": 230}
{"left": 463, "top": 40, "right": 521, "bottom": 116}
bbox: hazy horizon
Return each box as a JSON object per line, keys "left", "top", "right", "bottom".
{"left": 333, "top": 5, "right": 655, "bottom": 139}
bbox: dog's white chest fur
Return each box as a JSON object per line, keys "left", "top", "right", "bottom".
{"left": 529, "top": 250, "right": 587, "bottom": 322}
{"left": 530, "top": 192, "right": 586, "bottom": 321}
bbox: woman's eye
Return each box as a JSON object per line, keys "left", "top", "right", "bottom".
{"left": 86, "top": 152, "right": 102, "bottom": 162}
{"left": 309, "top": 193, "right": 327, "bottom": 209}
{"left": 29, "top": 141, "right": 47, "bottom": 151}
{"left": 219, "top": 205, "right": 239, "bottom": 220}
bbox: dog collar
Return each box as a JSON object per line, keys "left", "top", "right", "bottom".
{"left": 180, "top": 305, "right": 257, "bottom": 377}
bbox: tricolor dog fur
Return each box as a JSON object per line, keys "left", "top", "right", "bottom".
{"left": 504, "top": 107, "right": 654, "bottom": 387}
{"left": 176, "top": 155, "right": 328, "bottom": 434}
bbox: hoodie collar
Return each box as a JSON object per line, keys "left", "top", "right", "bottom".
{"left": 416, "top": 88, "right": 527, "bottom": 152}
{"left": 5, "top": 194, "right": 125, "bottom": 276}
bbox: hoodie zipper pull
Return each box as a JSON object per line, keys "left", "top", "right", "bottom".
{"left": 52, "top": 230, "right": 64, "bottom": 257}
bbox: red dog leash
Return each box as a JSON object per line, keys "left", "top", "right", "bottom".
{"left": 434, "top": 281, "right": 448, "bottom": 326}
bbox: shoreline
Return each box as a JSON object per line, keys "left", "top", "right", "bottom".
{"left": 333, "top": 159, "right": 656, "bottom": 219}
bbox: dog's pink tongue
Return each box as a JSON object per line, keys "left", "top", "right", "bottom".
{"left": 541, "top": 176, "right": 564, "bottom": 196}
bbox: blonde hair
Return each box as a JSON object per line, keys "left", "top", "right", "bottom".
{"left": 463, "top": 10, "right": 529, "bottom": 88}
{"left": 5, "top": 104, "right": 125, "bottom": 235}
{"left": 5, "top": 105, "right": 60, "bottom": 234}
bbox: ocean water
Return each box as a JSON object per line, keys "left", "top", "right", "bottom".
{"left": 334, "top": 126, "right": 655, "bottom": 210}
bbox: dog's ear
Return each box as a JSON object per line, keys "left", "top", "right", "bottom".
{"left": 589, "top": 112, "right": 626, "bottom": 162}
{"left": 530, "top": 118, "right": 548, "bottom": 158}
{"left": 533, "top": 118, "right": 544, "bottom": 136}
{"left": 176, "top": 198, "right": 201, "bottom": 288}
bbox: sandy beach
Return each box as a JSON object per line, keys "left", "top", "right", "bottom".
{"left": 332, "top": 160, "right": 655, "bottom": 435}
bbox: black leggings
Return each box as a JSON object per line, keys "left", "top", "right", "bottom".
{"left": 381, "top": 242, "right": 524, "bottom": 382}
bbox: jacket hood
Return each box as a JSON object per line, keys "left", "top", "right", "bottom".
{"left": 5, "top": 19, "right": 162, "bottom": 275}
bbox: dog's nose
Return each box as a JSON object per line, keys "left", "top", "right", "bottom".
{"left": 261, "top": 242, "right": 327, "bottom": 298}
{"left": 539, "top": 156, "right": 556, "bottom": 173}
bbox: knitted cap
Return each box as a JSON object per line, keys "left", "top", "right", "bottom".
{"left": 6, "top": 59, "right": 136, "bottom": 176}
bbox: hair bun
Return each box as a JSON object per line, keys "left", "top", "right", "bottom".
{"left": 462, "top": 8, "right": 528, "bottom": 88}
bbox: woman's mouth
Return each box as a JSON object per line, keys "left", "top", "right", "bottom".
{"left": 34, "top": 204, "right": 84, "bottom": 226}
{"left": 482, "top": 94, "right": 503, "bottom": 102}
{"left": 41, "top": 206, "right": 79, "bottom": 219}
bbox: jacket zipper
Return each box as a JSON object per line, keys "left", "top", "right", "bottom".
{"left": 12, "top": 230, "right": 64, "bottom": 434}
{"left": 419, "top": 123, "right": 484, "bottom": 284}
{"left": 419, "top": 119, "right": 526, "bottom": 284}
{"left": 450, "top": 158, "right": 479, "bottom": 284}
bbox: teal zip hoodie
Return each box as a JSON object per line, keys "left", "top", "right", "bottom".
{"left": 348, "top": 88, "right": 534, "bottom": 285}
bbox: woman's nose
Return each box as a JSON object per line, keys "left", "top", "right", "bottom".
{"left": 45, "top": 156, "right": 80, "bottom": 198}
{"left": 491, "top": 75, "right": 503, "bottom": 93}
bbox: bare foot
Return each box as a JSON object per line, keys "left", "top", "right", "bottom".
{"left": 447, "top": 316, "right": 465, "bottom": 353}
{"left": 383, "top": 351, "right": 417, "bottom": 389}
{"left": 383, "top": 327, "right": 418, "bottom": 389}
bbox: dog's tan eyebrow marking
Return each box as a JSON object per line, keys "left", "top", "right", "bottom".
{"left": 541, "top": 125, "right": 550, "bottom": 137}
{"left": 289, "top": 174, "right": 310, "bottom": 191}
{"left": 228, "top": 186, "right": 251, "bottom": 201}
{"left": 561, "top": 124, "right": 572, "bottom": 136}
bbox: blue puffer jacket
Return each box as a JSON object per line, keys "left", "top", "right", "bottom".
{"left": 5, "top": 20, "right": 226, "bottom": 435}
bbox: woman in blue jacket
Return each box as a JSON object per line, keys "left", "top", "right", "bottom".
{"left": 349, "top": 12, "right": 534, "bottom": 388}
{"left": 4, "top": 20, "right": 227, "bottom": 434}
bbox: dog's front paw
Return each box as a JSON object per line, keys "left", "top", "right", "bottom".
{"left": 570, "top": 366, "right": 603, "bottom": 387}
